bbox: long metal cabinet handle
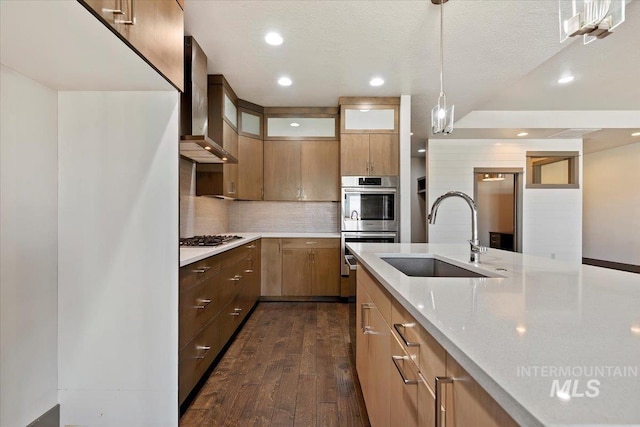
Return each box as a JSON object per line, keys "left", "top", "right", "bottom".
{"left": 393, "top": 323, "right": 420, "bottom": 347}
{"left": 116, "top": 0, "right": 136, "bottom": 25}
{"left": 194, "top": 345, "right": 211, "bottom": 359}
{"left": 360, "top": 303, "right": 370, "bottom": 332}
{"left": 435, "top": 376, "right": 453, "bottom": 427}
{"left": 194, "top": 298, "right": 212, "bottom": 309}
{"left": 392, "top": 355, "right": 419, "bottom": 385}
{"left": 102, "top": 0, "right": 124, "bottom": 14}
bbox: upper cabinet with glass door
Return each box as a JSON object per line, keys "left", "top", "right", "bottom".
{"left": 340, "top": 97, "right": 400, "bottom": 134}
{"left": 238, "top": 100, "right": 264, "bottom": 139}
{"left": 264, "top": 107, "right": 339, "bottom": 140}
{"left": 208, "top": 75, "right": 239, "bottom": 155}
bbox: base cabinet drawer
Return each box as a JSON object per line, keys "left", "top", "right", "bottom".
{"left": 178, "top": 317, "right": 219, "bottom": 404}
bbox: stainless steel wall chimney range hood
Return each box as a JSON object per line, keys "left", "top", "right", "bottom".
{"left": 180, "top": 37, "right": 237, "bottom": 164}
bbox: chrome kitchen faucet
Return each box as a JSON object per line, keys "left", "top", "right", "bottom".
{"left": 428, "top": 191, "right": 488, "bottom": 263}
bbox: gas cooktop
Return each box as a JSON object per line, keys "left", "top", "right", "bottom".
{"left": 179, "top": 235, "right": 242, "bottom": 247}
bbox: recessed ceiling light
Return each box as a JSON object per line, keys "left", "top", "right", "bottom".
{"left": 557, "top": 75, "right": 575, "bottom": 84}
{"left": 265, "top": 32, "right": 283, "bottom": 46}
{"left": 631, "top": 131, "right": 640, "bottom": 137}
{"left": 359, "top": 109, "right": 370, "bottom": 112}
{"left": 278, "top": 77, "right": 292, "bottom": 86}
{"left": 418, "top": 148, "right": 426, "bottom": 153}
{"left": 290, "top": 122, "right": 300, "bottom": 127}
{"left": 369, "top": 77, "right": 384, "bottom": 87}
{"left": 517, "top": 132, "right": 528, "bottom": 137}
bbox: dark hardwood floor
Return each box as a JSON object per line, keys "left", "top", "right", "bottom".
{"left": 180, "top": 302, "right": 370, "bottom": 427}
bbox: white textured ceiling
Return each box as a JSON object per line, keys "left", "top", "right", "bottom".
{"left": 185, "top": 0, "right": 640, "bottom": 153}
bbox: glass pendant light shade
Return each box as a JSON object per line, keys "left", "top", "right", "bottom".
{"left": 559, "top": 0, "right": 625, "bottom": 45}
{"left": 431, "top": 103, "right": 454, "bottom": 134}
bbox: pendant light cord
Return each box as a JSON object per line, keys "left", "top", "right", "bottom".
{"left": 439, "top": 0, "right": 445, "bottom": 99}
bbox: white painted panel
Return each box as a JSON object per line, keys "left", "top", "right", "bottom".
{"left": 428, "top": 139, "right": 582, "bottom": 262}
{"left": 583, "top": 142, "right": 640, "bottom": 265}
{"left": 344, "top": 108, "right": 395, "bottom": 130}
{"left": 267, "top": 117, "right": 335, "bottom": 137}
{"left": 400, "top": 95, "right": 412, "bottom": 242}
{"left": 58, "top": 92, "right": 179, "bottom": 426}
{"left": 0, "top": 66, "right": 59, "bottom": 427}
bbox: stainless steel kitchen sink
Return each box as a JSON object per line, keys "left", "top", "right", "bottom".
{"left": 381, "top": 257, "right": 489, "bottom": 278}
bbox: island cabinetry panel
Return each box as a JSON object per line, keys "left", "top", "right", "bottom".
{"left": 80, "top": 0, "right": 184, "bottom": 91}
{"left": 178, "top": 241, "right": 260, "bottom": 404}
{"left": 356, "top": 262, "right": 516, "bottom": 427}
{"left": 356, "top": 267, "right": 390, "bottom": 427}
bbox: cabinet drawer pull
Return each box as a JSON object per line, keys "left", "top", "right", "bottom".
{"left": 192, "top": 266, "right": 211, "bottom": 274}
{"left": 230, "top": 312, "right": 241, "bottom": 316}
{"left": 244, "top": 269, "right": 254, "bottom": 273}
{"left": 233, "top": 307, "right": 242, "bottom": 312}
{"left": 230, "top": 275, "right": 241, "bottom": 281}
{"left": 435, "top": 376, "right": 453, "bottom": 427}
{"left": 360, "top": 303, "right": 373, "bottom": 332}
{"left": 194, "top": 345, "right": 211, "bottom": 359}
{"left": 305, "top": 241, "right": 318, "bottom": 245}
{"left": 392, "top": 355, "right": 419, "bottom": 385}
{"left": 393, "top": 323, "right": 420, "bottom": 347}
{"left": 246, "top": 244, "right": 256, "bottom": 249}
{"left": 115, "top": 0, "right": 136, "bottom": 25}
{"left": 194, "top": 298, "right": 212, "bottom": 309}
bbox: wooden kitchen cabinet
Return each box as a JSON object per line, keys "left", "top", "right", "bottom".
{"left": 277, "top": 238, "right": 341, "bottom": 297}
{"left": 301, "top": 140, "right": 339, "bottom": 201}
{"left": 79, "top": 0, "right": 184, "bottom": 91}
{"left": 340, "top": 133, "right": 398, "bottom": 176}
{"left": 236, "top": 135, "right": 263, "bottom": 200}
{"left": 356, "top": 268, "right": 391, "bottom": 427}
{"left": 261, "top": 238, "right": 282, "bottom": 296}
{"left": 356, "top": 262, "right": 517, "bottom": 427}
{"left": 264, "top": 140, "right": 301, "bottom": 201}
{"left": 444, "top": 356, "right": 518, "bottom": 427}
{"left": 264, "top": 140, "right": 339, "bottom": 201}
{"left": 179, "top": 240, "right": 260, "bottom": 405}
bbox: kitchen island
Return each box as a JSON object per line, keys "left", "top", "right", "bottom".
{"left": 348, "top": 242, "right": 640, "bottom": 426}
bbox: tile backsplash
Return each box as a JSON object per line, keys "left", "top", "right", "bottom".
{"left": 180, "top": 158, "right": 340, "bottom": 237}
{"left": 227, "top": 201, "right": 340, "bottom": 233}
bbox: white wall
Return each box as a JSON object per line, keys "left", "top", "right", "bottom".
{"left": 583, "top": 142, "right": 640, "bottom": 265}
{"left": 411, "top": 157, "right": 426, "bottom": 242}
{"left": 428, "top": 139, "right": 583, "bottom": 261}
{"left": 0, "top": 66, "right": 59, "bottom": 427}
{"left": 399, "top": 95, "right": 412, "bottom": 242}
{"left": 57, "top": 92, "right": 179, "bottom": 426}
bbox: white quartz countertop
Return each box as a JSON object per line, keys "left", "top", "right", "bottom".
{"left": 347, "top": 243, "right": 640, "bottom": 427}
{"left": 179, "top": 232, "right": 340, "bottom": 266}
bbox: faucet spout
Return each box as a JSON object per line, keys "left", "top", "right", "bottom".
{"left": 428, "top": 191, "right": 487, "bottom": 263}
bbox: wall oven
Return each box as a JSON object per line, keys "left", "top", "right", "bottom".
{"left": 341, "top": 176, "right": 398, "bottom": 232}
{"left": 341, "top": 231, "right": 398, "bottom": 276}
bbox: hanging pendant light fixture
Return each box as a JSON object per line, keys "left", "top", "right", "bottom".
{"left": 559, "top": 0, "right": 625, "bottom": 45}
{"left": 431, "top": 0, "right": 454, "bottom": 135}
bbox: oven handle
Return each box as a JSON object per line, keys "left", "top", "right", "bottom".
{"left": 345, "top": 255, "right": 357, "bottom": 270}
{"left": 342, "top": 188, "right": 397, "bottom": 194}
{"left": 343, "top": 232, "right": 398, "bottom": 239}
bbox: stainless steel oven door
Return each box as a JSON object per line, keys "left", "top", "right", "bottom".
{"left": 341, "top": 231, "right": 397, "bottom": 276}
{"left": 341, "top": 187, "right": 397, "bottom": 232}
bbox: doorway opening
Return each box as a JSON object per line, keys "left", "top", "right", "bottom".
{"left": 473, "top": 168, "right": 523, "bottom": 253}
